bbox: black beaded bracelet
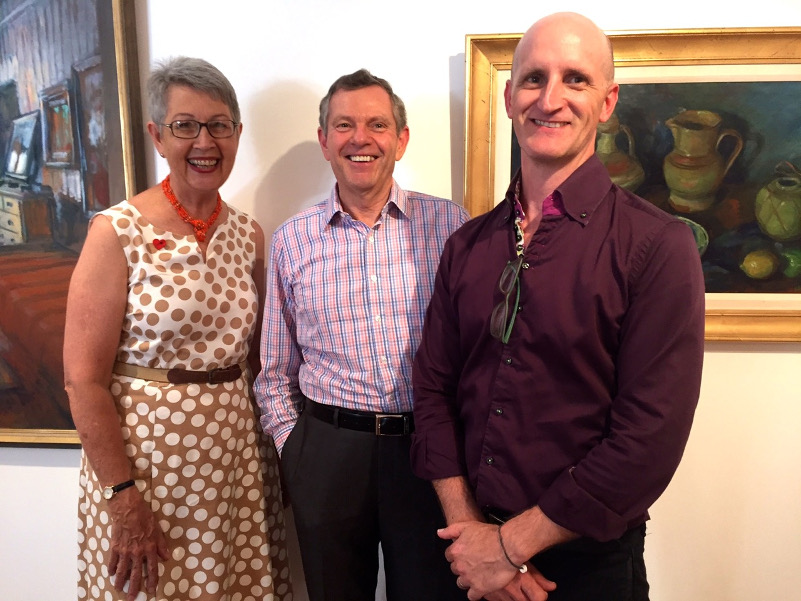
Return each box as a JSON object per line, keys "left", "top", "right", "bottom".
{"left": 497, "top": 525, "right": 528, "bottom": 573}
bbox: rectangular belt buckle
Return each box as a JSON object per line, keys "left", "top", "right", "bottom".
{"left": 375, "top": 414, "right": 405, "bottom": 436}
{"left": 208, "top": 367, "right": 224, "bottom": 384}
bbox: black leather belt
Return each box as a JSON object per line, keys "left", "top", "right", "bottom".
{"left": 306, "top": 399, "right": 414, "bottom": 436}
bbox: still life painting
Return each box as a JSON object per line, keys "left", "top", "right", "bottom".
{"left": 600, "top": 81, "right": 801, "bottom": 294}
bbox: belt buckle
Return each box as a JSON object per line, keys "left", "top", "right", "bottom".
{"left": 208, "top": 367, "right": 223, "bottom": 384}
{"left": 375, "top": 414, "right": 404, "bottom": 436}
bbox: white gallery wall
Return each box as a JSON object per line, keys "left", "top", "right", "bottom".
{"left": 2, "top": 1, "right": 801, "bottom": 600}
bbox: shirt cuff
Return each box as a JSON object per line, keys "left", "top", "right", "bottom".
{"left": 271, "top": 423, "right": 294, "bottom": 457}
{"left": 410, "top": 424, "right": 467, "bottom": 481}
{"left": 537, "top": 468, "right": 630, "bottom": 542}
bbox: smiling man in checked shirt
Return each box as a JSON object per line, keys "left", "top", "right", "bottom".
{"left": 254, "top": 69, "right": 469, "bottom": 601}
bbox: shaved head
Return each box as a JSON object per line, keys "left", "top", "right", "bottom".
{"left": 503, "top": 11, "right": 620, "bottom": 178}
{"left": 512, "top": 12, "right": 615, "bottom": 84}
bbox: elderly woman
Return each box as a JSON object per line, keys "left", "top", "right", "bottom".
{"left": 65, "top": 57, "right": 292, "bottom": 601}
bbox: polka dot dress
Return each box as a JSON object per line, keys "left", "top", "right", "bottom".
{"left": 77, "top": 201, "right": 292, "bottom": 601}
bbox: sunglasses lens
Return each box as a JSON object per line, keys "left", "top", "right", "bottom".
{"left": 491, "top": 257, "right": 524, "bottom": 342}
{"left": 498, "top": 264, "right": 516, "bottom": 293}
{"left": 490, "top": 300, "right": 509, "bottom": 339}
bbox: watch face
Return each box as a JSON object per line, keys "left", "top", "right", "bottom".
{"left": 102, "top": 487, "right": 114, "bottom": 500}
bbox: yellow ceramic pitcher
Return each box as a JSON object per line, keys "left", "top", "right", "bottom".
{"left": 663, "top": 109, "right": 743, "bottom": 212}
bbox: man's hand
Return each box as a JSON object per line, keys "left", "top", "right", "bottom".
{"left": 484, "top": 568, "right": 557, "bottom": 601}
{"left": 439, "top": 521, "right": 555, "bottom": 601}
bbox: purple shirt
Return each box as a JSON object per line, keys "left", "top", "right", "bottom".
{"left": 411, "top": 156, "right": 705, "bottom": 541}
{"left": 254, "top": 180, "right": 469, "bottom": 453}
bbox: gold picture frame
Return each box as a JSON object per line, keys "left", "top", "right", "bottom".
{"left": 0, "top": 0, "right": 143, "bottom": 446}
{"left": 465, "top": 28, "right": 801, "bottom": 342}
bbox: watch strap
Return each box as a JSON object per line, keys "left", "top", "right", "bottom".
{"left": 106, "top": 479, "right": 136, "bottom": 497}
{"left": 113, "top": 479, "right": 135, "bottom": 493}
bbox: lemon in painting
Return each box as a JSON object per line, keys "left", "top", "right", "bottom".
{"left": 740, "top": 249, "right": 780, "bottom": 279}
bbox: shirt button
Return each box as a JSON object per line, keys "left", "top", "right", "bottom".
{"left": 486, "top": 457, "right": 495, "bottom": 465}
{"left": 522, "top": 262, "right": 530, "bottom": 269}
{"left": 580, "top": 211, "right": 588, "bottom": 218}
{"left": 505, "top": 358, "right": 512, "bottom": 365}
{"left": 494, "top": 408, "right": 504, "bottom": 415}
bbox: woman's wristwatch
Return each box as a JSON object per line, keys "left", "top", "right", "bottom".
{"left": 102, "top": 479, "right": 135, "bottom": 500}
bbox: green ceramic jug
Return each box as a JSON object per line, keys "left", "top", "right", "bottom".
{"left": 755, "top": 161, "right": 801, "bottom": 242}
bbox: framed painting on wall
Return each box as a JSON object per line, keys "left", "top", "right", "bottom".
{"left": 40, "top": 82, "right": 77, "bottom": 167}
{"left": 464, "top": 28, "right": 801, "bottom": 342}
{"left": 3, "top": 111, "right": 39, "bottom": 183}
{"left": 73, "top": 55, "right": 112, "bottom": 212}
{"left": 0, "top": 0, "right": 143, "bottom": 446}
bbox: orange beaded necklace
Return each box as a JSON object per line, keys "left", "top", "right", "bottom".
{"left": 161, "top": 174, "right": 222, "bottom": 242}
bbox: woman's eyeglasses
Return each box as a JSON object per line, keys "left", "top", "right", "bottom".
{"left": 489, "top": 255, "right": 524, "bottom": 344}
{"left": 160, "top": 119, "right": 239, "bottom": 139}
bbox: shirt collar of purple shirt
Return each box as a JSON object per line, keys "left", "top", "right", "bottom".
{"left": 511, "top": 177, "right": 567, "bottom": 221}
{"left": 504, "top": 155, "right": 613, "bottom": 227}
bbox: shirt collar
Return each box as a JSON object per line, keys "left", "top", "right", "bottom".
{"left": 502, "top": 154, "right": 613, "bottom": 226}
{"left": 324, "top": 179, "right": 409, "bottom": 226}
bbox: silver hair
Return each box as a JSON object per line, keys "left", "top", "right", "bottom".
{"left": 318, "top": 68, "right": 407, "bottom": 133}
{"left": 147, "top": 56, "right": 241, "bottom": 125}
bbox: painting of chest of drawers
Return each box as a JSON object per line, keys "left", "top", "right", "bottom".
{"left": 0, "top": 185, "right": 53, "bottom": 245}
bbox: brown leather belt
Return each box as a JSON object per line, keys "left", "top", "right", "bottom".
{"left": 113, "top": 361, "right": 247, "bottom": 384}
{"left": 306, "top": 399, "right": 414, "bottom": 436}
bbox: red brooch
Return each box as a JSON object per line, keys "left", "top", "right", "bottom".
{"left": 153, "top": 239, "right": 167, "bottom": 250}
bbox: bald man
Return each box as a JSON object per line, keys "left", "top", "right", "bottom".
{"left": 411, "top": 12, "right": 705, "bottom": 601}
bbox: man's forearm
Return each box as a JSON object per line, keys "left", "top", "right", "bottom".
{"left": 432, "top": 475, "right": 577, "bottom": 566}
{"left": 432, "top": 476, "right": 485, "bottom": 524}
{"left": 501, "top": 505, "right": 578, "bottom": 567}
{"left": 433, "top": 480, "right": 563, "bottom": 600}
